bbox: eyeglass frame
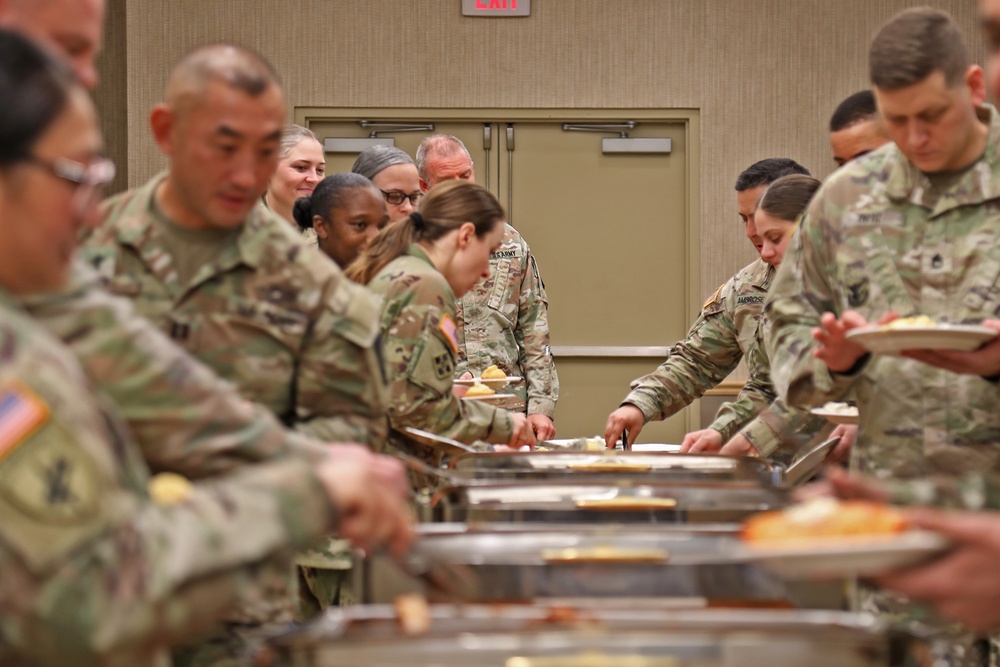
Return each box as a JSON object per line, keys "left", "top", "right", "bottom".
{"left": 21, "top": 155, "right": 116, "bottom": 214}
{"left": 379, "top": 188, "right": 423, "bottom": 206}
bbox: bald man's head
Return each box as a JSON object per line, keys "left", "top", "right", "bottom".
{"left": 150, "top": 44, "right": 287, "bottom": 232}
{"left": 165, "top": 44, "right": 282, "bottom": 117}
{"left": 0, "top": 0, "right": 104, "bottom": 89}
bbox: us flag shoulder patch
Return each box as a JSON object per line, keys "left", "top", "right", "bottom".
{"left": 439, "top": 313, "right": 460, "bottom": 354}
{"left": 0, "top": 381, "right": 50, "bottom": 464}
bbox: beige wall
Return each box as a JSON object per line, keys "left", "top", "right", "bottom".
{"left": 100, "top": 0, "right": 987, "bottom": 299}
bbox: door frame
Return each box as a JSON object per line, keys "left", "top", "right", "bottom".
{"left": 296, "top": 106, "right": 702, "bottom": 432}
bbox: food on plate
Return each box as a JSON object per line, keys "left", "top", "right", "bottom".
{"left": 148, "top": 472, "right": 193, "bottom": 505}
{"left": 481, "top": 364, "right": 507, "bottom": 380}
{"left": 742, "top": 498, "right": 908, "bottom": 544}
{"left": 884, "top": 315, "right": 937, "bottom": 329}
{"left": 464, "top": 383, "right": 496, "bottom": 397}
{"left": 394, "top": 593, "right": 431, "bottom": 636}
{"left": 819, "top": 402, "right": 858, "bottom": 416}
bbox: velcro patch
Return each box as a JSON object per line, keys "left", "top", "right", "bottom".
{"left": 0, "top": 381, "right": 50, "bottom": 465}
{"left": 439, "top": 313, "right": 459, "bottom": 354}
{"left": 702, "top": 284, "right": 724, "bottom": 310}
{"left": 433, "top": 353, "right": 454, "bottom": 380}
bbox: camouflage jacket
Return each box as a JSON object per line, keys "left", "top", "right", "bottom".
{"left": 369, "top": 245, "right": 515, "bottom": 456}
{"left": 455, "top": 225, "right": 559, "bottom": 417}
{"left": 731, "top": 317, "right": 831, "bottom": 462}
{"left": 767, "top": 104, "right": 1000, "bottom": 481}
{"left": 20, "top": 262, "right": 331, "bottom": 479}
{"left": 622, "top": 258, "right": 775, "bottom": 442}
{"left": 886, "top": 473, "right": 1000, "bottom": 510}
{"left": 0, "top": 288, "right": 335, "bottom": 667}
{"left": 81, "top": 173, "right": 389, "bottom": 450}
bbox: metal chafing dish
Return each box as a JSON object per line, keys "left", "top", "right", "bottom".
{"left": 356, "top": 523, "right": 840, "bottom": 609}
{"left": 447, "top": 451, "right": 782, "bottom": 485}
{"left": 421, "top": 480, "right": 787, "bottom": 524}
{"left": 251, "top": 604, "right": 926, "bottom": 667}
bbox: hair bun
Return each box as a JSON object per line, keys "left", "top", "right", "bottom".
{"left": 292, "top": 196, "right": 314, "bottom": 229}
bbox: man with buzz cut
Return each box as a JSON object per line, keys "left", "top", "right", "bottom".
{"left": 767, "top": 8, "right": 1000, "bottom": 664}
{"left": 81, "top": 44, "right": 390, "bottom": 666}
{"left": 829, "top": 90, "right": 891, "bottom": 167}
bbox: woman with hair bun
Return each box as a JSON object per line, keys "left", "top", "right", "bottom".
{"left": 293, "top": 172, "right": 388, "bottom": 269}
{"left": 348, "top": 180, "right": 537, "bottom": 458}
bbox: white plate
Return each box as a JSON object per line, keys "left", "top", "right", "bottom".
{"left": 454, "top": 376, "right": 522, "bottom": 387}
{"left": 736, "top": 531, "right": 950, "bottom": 579}
{"left": 461, "top": 393, "right": 518, "bottom": 403}
{"left": 846, "top": 324, "right": 997, "bottom": 354}
{"left": 810, "top": 406, "right": 859, "bottom": 425}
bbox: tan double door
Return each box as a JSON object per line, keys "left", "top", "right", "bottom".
{"left": 304, "top": 109, "right": 700, "bottom": 443}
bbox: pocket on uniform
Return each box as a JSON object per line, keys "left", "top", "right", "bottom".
{"left": 486, "top": 258, "right": 518, "bottom": 326}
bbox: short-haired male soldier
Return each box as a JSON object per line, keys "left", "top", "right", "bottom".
{"left": 81, "top": 45, "right": 390, "bottom": 665}
{"left": 604, "top": 158, "right": 816, "bottom": 455}
{"left": 829, "top": 90, "right": 891, "bottom": 167}
{"left": 416, "top": 134, "right": 559, "bottom": 440}
{"left": 766, "top": 9, "right": 1000, "bottom": 664}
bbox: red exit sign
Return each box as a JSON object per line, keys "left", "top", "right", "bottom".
{"left": 461, "top": 0, "right": 531, "bottom": 16}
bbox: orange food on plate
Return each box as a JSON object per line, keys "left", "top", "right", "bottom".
{"left": 742, "top": 498, "right": 909, "bottom": 544}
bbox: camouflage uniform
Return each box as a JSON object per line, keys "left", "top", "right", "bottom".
{"left": 369, "top": 244, "right": 515, "bottom": 460}
{"left": 0, "top": 288, "right": 336, "bottom": 667}
{"left": 83, "top": 173, "right": 388, "bottom": 450}
{"left": 886, "top": 472, "right": 1000, "bottom": 510}
{"left": 455, "top": 225, "right": 558, "bottom": 417}
{"left": 766, "top": 105, "right": 1000, "bottom": 482}
{"left": 80, "top": 173, "right": 387, "bottom": 659}
{"left": 766, "top": 106, "right": 1000, "bottom": 667}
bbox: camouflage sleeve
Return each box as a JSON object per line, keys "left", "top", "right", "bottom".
{"left": 293, "top": 278, "right": 390, "bottom": 450}
{"left": 623, "top": 284, "right": 742, "bottom": 422}
{"left": 706, "top": 338, "right": 775, "bottom": 441}
{"left": 383, "top": 300, "right": 514, "bottom": 445}
{"left": 737, "top": 400, "right": 832, "bottom": 463}
{"left": 514, "top": 248, "right": 559, "bottom": 418}
{"left": 20, "top": 264, "right": 330, "bottom": 478}
{"left": 765, "top": 209, "right": 860, "bottom": 409}
{"left": 884, "top": 473, "right": 1000, "bottom": 510}
{"left": 0, "top": 379, "right": 334, "bottom": 665}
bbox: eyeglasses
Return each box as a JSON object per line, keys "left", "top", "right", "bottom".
{"left": 24, "top": 155, "right": 116, "bottom": 214}
{"left": 379, "top": 189, "right": 423, "bottom": 206}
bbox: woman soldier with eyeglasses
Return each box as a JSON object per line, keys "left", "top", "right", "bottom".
{"left": 0, "top": 29, "right": 412, "bottom": 666}
{"left": 352, "top": 144, "right": 424, "bottom": 222}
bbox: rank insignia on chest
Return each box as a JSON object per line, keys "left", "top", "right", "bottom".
{"left": 439, "top": 313, "right": 460, "bottom": 354}
{"left": 0, "top": 381, "right": 50, "bottom": 465}
{"left": 433, "top": 353, "right": 454, "bottom": 380}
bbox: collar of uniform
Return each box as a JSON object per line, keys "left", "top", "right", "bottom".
{"left": 112, "top": 172, "right": 267, "bottom": 271}
{"left": 405, "top": 243, "right": 436, "bottom": 269}
{"left": 884, "top": 104, "right": 1000, "bottom": 213}
{"left": 749, "top": 257, "right": 774, "bottom": 289}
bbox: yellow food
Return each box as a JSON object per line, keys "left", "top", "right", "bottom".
{"left": 481, "top": 365, "right": 507, "bottom": 380}
{"left": 574, "top": 497, "right": 678, "bottom": 510}
{"left": 542, "top": 545, "right": 669, "bottom": 564}
{"left": 885, "top": 315, "right": 937, "bottom": 330}
{"left": 465, "top": 383, "right": 496, "bottom": 397}
{"left": 148, "top": 472, "right": 193, "bottom": 505}
{"left": 742, "top": 498, "right": 908, "bottom": 544}
{"left": 394, "top": 594, "right": 431, "bottom": 636}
